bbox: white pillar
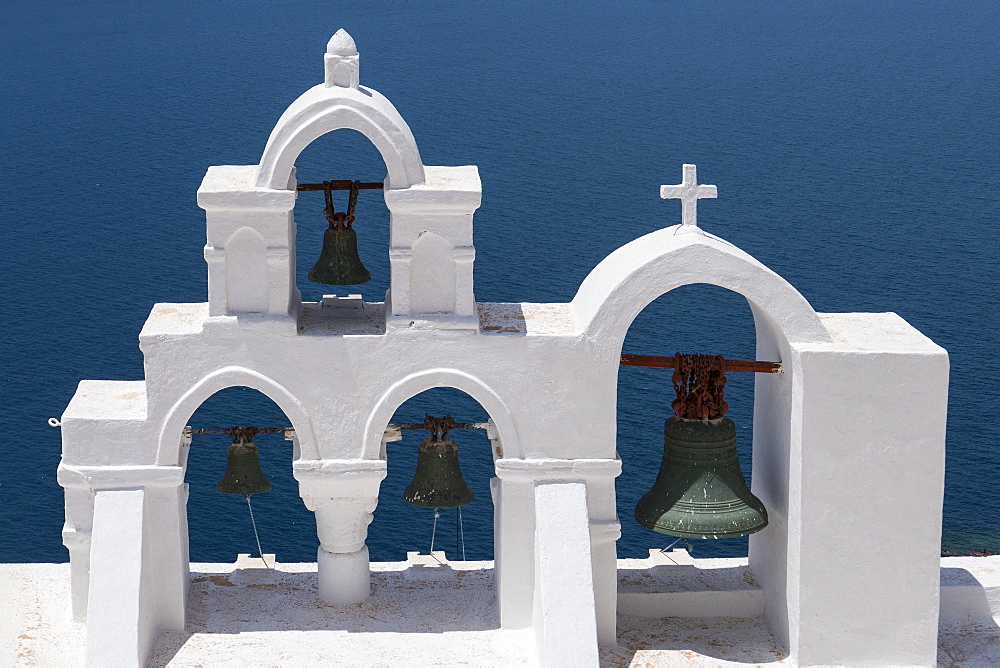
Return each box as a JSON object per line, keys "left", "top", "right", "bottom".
{"left": 295, "top": 459, "right": 387, "bottom": 605}
{"left": 197, "top": 164, "right": 298, "bottom": 320}
{"left": 61, "top": 487, "right": 94, "bottom": 622}
{"left": 533, "top": 482, "right": 599, "bottom": 667}
{"left": 85, "top": 490, "right": 152, "bottom": 667}
{"left": 494, "top": 458, "right": 622, "bottom": 651}
{"left": 383, "top": 165, "right": 482, "bottom": 331}
{"left": 492, "top": 476, "right": 536, "bottom": 629}
{"left": 58, "top": 463, "right": 188, "bottom": 636}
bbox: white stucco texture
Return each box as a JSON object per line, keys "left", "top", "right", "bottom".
{"left": 54, "top": 29, "right": 951, "bottom": 667}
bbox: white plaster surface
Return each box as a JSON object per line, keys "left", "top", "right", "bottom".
{"left": 55, "top": 28, "right": 953, "bottom": 668}
{"left": 5, "top": 557, "right": 1000, "bottom": 666}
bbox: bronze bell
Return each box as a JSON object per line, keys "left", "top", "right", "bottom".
{"left": 216, "top": 428, "right": 272, "bottom": 496}
{"left": 404, "top": 430, "right": 474, "bottom": 508}
{"left": 634, "top": 353, "right": 768, "bottom": 540}
{"left": 634, "top": 416, "right": 768, "bottom": 539}
{"left": 308, "top": 181, "right": 371, "bottom": 285}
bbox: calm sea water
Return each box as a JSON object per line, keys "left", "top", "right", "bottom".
{"left": 2, "top": 1, "right": 998, "bottom": 564}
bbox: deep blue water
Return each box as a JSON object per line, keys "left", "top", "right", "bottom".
{"left": 2, "top": 1, "right": 998, "bottom": 564}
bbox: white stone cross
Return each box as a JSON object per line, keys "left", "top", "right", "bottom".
{"left": 660, "top": 164, "right": 717, "bottom": 230}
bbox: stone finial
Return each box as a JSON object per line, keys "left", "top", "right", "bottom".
{"left": 660, "top": 164, "right": 717, "bottom": 232}
{"left": 327, "top": 29, "right": 358, "bottom": 56}
{"left": 325, "top": 29, "right": 360, "bottom": 88}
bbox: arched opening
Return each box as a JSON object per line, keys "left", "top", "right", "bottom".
{"left": 616, "top": 284, "right": 760, "bottom": 560}
{"left": 183, "top": 386, "right": 315, "bottom": 563}
{"left": 367, "top": 387, "right": 497, "bottom": 563}
{"left": 292, "top": 129, "right": 391, "bottom": 304}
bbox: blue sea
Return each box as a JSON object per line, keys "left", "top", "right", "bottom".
{"left": 2, "top": 1, "right": 998, "bottom": 564}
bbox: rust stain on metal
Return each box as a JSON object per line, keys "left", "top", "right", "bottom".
{"left": 621, "top": 353, "right": 781, "bottom": 374}
{"left": 671, "top": 353, "right": 729, "bottom": 421}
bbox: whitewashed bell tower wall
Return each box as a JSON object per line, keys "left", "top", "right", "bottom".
{"left": 58, "top": 30, "right": 950, "bottom": 668}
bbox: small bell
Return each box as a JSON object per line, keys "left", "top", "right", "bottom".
{"left": 404, "top": 417, "right": 474, "bottom": 508}
{"left": 633, "top": 353, "right": 768, "bottom": 540}
{"left": 308, "top": 180, "right": 371, "bottom": 285}
{"left": 216, "top": 428, "right": 272, "bottom": 496}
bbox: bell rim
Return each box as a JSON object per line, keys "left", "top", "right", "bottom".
{"left": 634, "top": 507, "right": 769, "bottom": 539}
{"left": 635, "top": 523, "right": 769, "bottom": 540}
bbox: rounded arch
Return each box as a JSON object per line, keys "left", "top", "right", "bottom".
{"left": 571, "top": 226, "right": 832, "bottom": 350}
{"left": 156, "top": 366, "right": 319, "bottom": 465}
{"left": 255, "top": 84, "right": 425, "bottom": 190}
{"left": 362, "top": 368, "right": 521, "bottom": 460}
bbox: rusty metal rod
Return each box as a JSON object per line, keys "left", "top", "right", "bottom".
{"left": 620, "top": 353, "right": 781, "bottom": 373}
{"left": 186, "top": 427, "right": 292, "bottom": 435}
{"left": 391, "top": 422, "right": 491, "bottom": 431}
{"left": 296, "top": 181, "right": 384, "bottom": 191}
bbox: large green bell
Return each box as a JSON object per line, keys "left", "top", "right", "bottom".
{"left": 634, "top": 417, "right": 768, "bottom": 539}
{"left": 403, "top": 437, "right": 474, "bottom": 508}
{"left": 216, "top": 431, "right": 272, "bottom": 496}
{"left": 307, "top": 216, "right": 371, "bottom": 285}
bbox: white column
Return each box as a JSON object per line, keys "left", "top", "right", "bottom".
{"left": 492, "top": 476, "right": 536, "bottom": 629}
{"left": 85, "top": 490, "right": 152, "bottom": 667}
{"left": 295, "top": 459, "right": 387, "bottom": 605}
{"left": 494, "top": 458, "right": 622, "bottom": 650}
{"left": 311, "top": 497, "right": 377, "bottom": 604}
{"left": 533, "top": 482, "right": 599, "bottom": 667}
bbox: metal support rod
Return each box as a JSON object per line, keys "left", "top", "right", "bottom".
{"left": 390, "top": 421, "right": 491, "bottom": 431}
{"left": 185, "top": 427, "right": 293, "bottom": 436}
{"left": 296, "top": 180, "right": 384, "bottom": 192}
{"left": 620, "top": 353, "right": 781, "bottom": 373}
